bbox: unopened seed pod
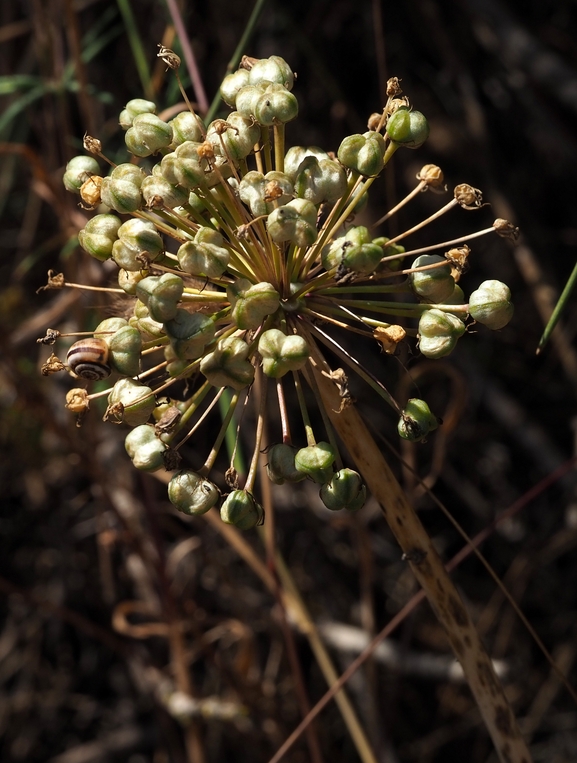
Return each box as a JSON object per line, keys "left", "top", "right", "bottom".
{"left": 168, "top": 471, "right": 220, "bottom": 516}
{"left": 66, "top": 338, "right": 111, "bottom": 380}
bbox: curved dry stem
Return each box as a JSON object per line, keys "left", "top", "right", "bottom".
{"left": 310, "top": 355, "right": 533, "bottom": 763}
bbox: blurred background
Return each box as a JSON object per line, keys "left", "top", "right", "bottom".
{"left": 2, "top": 0, "right": 577, "bottom": 761}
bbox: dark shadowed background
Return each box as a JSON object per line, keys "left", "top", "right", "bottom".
{"left": 2, "top": 1, "right": 577, "bottom": 761}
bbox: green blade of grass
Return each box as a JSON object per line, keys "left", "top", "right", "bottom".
{"left": 537, "top": 259, "right": 577, "bottom": 354}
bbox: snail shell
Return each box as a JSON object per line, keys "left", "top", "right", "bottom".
{"left": 67, "top": 338, "right": 111, "bottom": 380}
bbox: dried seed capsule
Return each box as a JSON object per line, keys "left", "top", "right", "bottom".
{"left": 320, "top": 468, "right": 366, "bottom": 511}
{"left": 418, "top": 309, "right": 466, "bottom": 359}
{"left": 409, "top": 254, "right": 455, "bottom": 303}
{"left": 125, "top": 424, "right": 167, "bottom": 472}
{"left": 200, "top": 336, "right": 255, "bottom": 391}
{"left": 258, "top": 329, "right": 309, "bottom": 378}
{"left": 220, "top": 490, "right": 264, "bottom": 529}
{"left": 169, "top": 471, "right": 220, "bottom": 515}
{"left": 468, "top": 280, "right": 513, "bottom": 330}
{"left": 295, "top": 442, "right": 336, "bottom": 484}
{"left": 67, "top": 338, "right": 111, "bottom": 380}
{"left": 397, "top": 398, "right": 439, "bottom": 442}
{"left": 63, "top": 155, "right": 100, "bottom": 193}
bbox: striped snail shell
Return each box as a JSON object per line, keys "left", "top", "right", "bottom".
{"left": 67, "top": 338, "right": 111, "bottom": 380}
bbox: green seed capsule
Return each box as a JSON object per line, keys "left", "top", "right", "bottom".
{"left": 112, "top": 219, "right": 163, "bottom": 271}
{"left": 107, "top": 325, "right": 143, "bottom": 376}
{"left": 136, "top": 273, "right": 184, "bottom": 323}
{"left": 293, "top": 156, "right": 347, "bottom": 205}
{"left": 141, "top": 174, "right": 188, "bottom": 209}
{"left": 108, "top": 378, "right": 155, "bottom": 426}
{"left": 266, "top": 443, "right": 306, "bottom": 484}
{"left": 220, "top": 490, "right": 264, "bottom": 529}
{"left": 320, "top": 468, "right": 366, "bottom": 511}
{"left": 254, "top": 83, "right": 298, "bottom": 126}
{"left": 284, "top": 146, "right": 330, "bottom": 181}
{"left": 200, "top": 336, "right": 255, "bottom": 390}
{"left": 168, "top": 111, "right": 205, "bottom": 147}
{"left": 418, "top": 309, "right": 466, "bottom": 359}
{"left": 119, "top": 98, "right": 156, "bottom": 129}
{"left": 220, "top": 69, "right": 250, "bottom": 107}
{"left": 397, "top": 398, "right": 439, "bottom": 442}
{"left": 78, "top": 213, "right": 122, "bottom": 261}
{"left": 239, "top": 170, "right": 293, "bottom": 217}
{"left": 468, "top": 280, "right": 514, "bottom": 329}
{"left": 386, "top": 107, "right": 429, "bottom": 149}
{"left": 125, "top": 113, "right": 173, "bottom": 157}
{"left": 337, "top": 132, "right": 386, "bottom": 177}
{"left": 235, "top": 83, "right": 267, "bottom": 119}
{"left": 129, "top": 300, "right": 165, "bottom": 341}
{"left": 100, "top": 163, "right": 146, "bottom": 214}
{"left": 125, "top": 424, "right": 167, "bottom": 471}
{"left": 207, "top": 112, "right": 261, "bottom": 163}
{"left": 295, "top": 442, "right": 336, "bottom": 484}
{"left": 410, "top": 255, "right": 455, "bottom": 303}
{"left": 164, "top": 309, "right": 215, "bottom": 360}
{"left": 267, "top": 199, "right": 318, "bottom": 247}
{"left": 63, "top": 155, "right": 100, "bottom": 193}
{"left": 258, "top": 329, "right": 309, "bottom": 378}
{"left": 177, "top": 227, "right": 230, "bottom": 277}
{"left": 248, "top": 56, "right": 294, "bottom": 90}
{"left": 341, "top": 226, "right": 384, "bottom": 274}
{"left": 169, "top": 471, "right": 220, "bottom": 516}
{"left": 227, "top": 279, "right": 280, "bottom": 330}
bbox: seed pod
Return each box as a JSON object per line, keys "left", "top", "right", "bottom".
{"left": 227, "top": 279, "right": 280, "bottom": 330}
{"left": 78, "top": 213, "right": 122, "bottom": 262}
{"left": 341, "top": 226, "right": 384, "bottom": 274}
{"left": 100, "top": 163, "right": 145, "bottom": 214}
{"left": 200, "top": 336, "right": 255, "bottom": 391}
{"left": 267, "top": 199, "right": 318, "bottom": 247}
{"left": 125, "top": 424, "right": 167, "bottom": 472}
{"left": 294, "top": 442, "right": 336, "bottom": 484}
{"left": 284, "top": 146, "right": 330, "bottom": 181}
{"left": 136, "top": 273, "right": 184, "bottom": 323}
{"left": 397, "top": 398, "right": 439, "bottom": 442}
{"left": 177, "top": 227, "right": 230, "bottom": 277}
{"left": 107, "top": 378, "right": 155, "bottom": 426}
{"left": 248, "top": 56, "right": 294, "bottom": 90}
{"left": 220, "top": 490, "right": 264, "bottom": 529}
{"left": 418, "top": 309, "right": 466, "bottom": 359}
{"left": 468, "top": 280, "right": 514, "bottom": 330}
{"left": 125, "top": 113, "right": 173, "bottom": 157}
{"left": 63, "top": 155, "right": 100, "bottom": 193}
{"left": 386, "top": 107, "right": 429, "bottom": 149}
{"left": 220, "top": 69, "right": 250, "bottom": 107}
{"left": 168, "top": 471, "right": 220, "bottom": 515}
{"left": 107, "top": 325, "right": 142, "bottom": 376}
{"left": 235, "top": 83, "right": 267, "bottom": 119}
{"left": 112, "top": 219, "right": 163, "bottom": 271}
{"left": 239, "top": 171, "right": 293, "bottom": 217}
{"left": 254, "top": 83, "right": 298, "bottom": 126}
{"left": 164, "top": 309, "right": 215, "bottom": 360}
{"left": 129, "top": 300, "right": 165, "bottom": 341}
{"left": 119, "top": 98, "right": 156, "bottom": 129}
{"left": 141, "top": 173, "right": 188, "bottom": 209}
{"left": 258, "top": 329, "right": 309, "bottom": 378}
{"left": 207, "top": 112, "right": 261, "bottom": 163}
{"left": 337, "top": 132, "right": 386, "bottom": 177}
{"left": 320, "top": 468, "right": 366, "bottom": 511}
{"left": 67, "top": 338, "right": 111, "bottom": 380}
{"left": 266, "top": 443, "right": 306, "bottom": 484}
{"left": 409, "top": 254, "right": 455, "bottom": 303}
{"left": 293, "top": 156, "right": 347, "bottom": 205}
{"left": 168, "top": 111, "right": 205, "bottom": 147}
